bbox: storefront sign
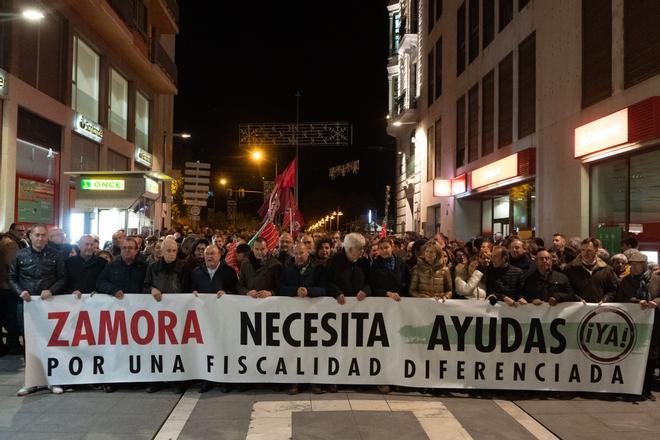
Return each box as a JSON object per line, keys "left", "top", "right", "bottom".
{"left": 24, "top": 295, "right": 653, "bottom": 395}
{"left": 451, "top": 175, "right": 466, "bottom": 195}
{"left": 73, "top": 113, "right": 103, "bottom": 143}
{"left": 575, "top": 109, "right": 628, "bottom": 158}
{"left": 471, "top": 153, "right": 519, "bottom": 189}
{"left": 433, "top": 179, "right": 451, "bottom": 197}
{"left": 135, "top": 148, "right": 153, "bottom": 168}
{"left": 17, "top": 177, "right": 55, "bottom": 224}
{"left": 144, "top": 177, "right": 159, "bottom": 194}
{"left": 0, "top": 68, "right": 7, "bottom": 96}
{"left": 80, "top": 179, "right": 125, "bottom": 191}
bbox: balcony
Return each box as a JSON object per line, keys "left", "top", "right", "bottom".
{"left": 151, "top": 0, "right": 179, "bottom": 34}
{"left": 152, "top": 39, "right": 177, "bottom": 85}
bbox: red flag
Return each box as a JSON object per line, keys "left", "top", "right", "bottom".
{"left": 224, "top": 242, "right": 239, "bottom": 275}
{"left": 258, "top": 221, "right": 280, "bottom": 251}
{"left": 379, "top": 222, "right": 387, "bottom": 238}
{"left": 280, "top": 159, "right": 296, "bottom": 189}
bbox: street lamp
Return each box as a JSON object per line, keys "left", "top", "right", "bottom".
{"left": 174, "top": 132, "right": 191, "bottom": 139}
{"left": 21, "top": 8, "right": 44, "bottom": 21}
{"left": 250, "top": 149, "right": 277, "bottom": 177}
{"left": 333, "top": 211, "right": 344, "bottom": 231}
{"left": 219, "top": 178, "right": 227, "bottom": 186}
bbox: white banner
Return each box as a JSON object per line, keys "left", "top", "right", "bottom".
{"left": 24, "top": 295, "right": 654, "bottom": 394}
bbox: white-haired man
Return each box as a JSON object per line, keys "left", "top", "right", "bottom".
{"left": 326, "top": 233, "right": 371, "bottom": 305}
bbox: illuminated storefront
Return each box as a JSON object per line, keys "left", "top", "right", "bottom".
{"left": 575, "top": 97, "right": 660, "bottom": 261}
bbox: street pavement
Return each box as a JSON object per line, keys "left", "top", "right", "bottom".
{"left": 1, "top": 355, "right": 658, "bottom": 440}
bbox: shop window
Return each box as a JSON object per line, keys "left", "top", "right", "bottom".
{"left": 590, "top": 158, "right": 627, "bottom": 232}
{"left": 630, "top": 149, "right": 660, "bottom": 245}
{"left": 481, "top": 199, "right": 493, "bottom": 235}
{"left": 510, "top": 183, "right": 535, "bottom": 233}
{"left": 72, "top": 36, "right": 100, "bottom": 122}
{"left": 110, "top": 69, "right": 128, "bottom": 139}
{"left": 135, "top": 91, "right": 150, "bottom": 151}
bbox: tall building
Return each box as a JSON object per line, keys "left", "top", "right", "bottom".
{"left": 0, "top": 0, "right": 178, "bottom": 244}
{"left": 387, "top": 0, "right": 660, "bottom": 259}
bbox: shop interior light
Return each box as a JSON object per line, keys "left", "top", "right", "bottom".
{"left": 21, "top": 8, "right": 44, "bottom": 21}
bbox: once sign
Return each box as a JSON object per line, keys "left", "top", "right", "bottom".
{"left": 80, "top": 179, "right": 125, "bottom": 191}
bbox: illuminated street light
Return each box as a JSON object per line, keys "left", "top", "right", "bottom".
{"left": 173, "top": 132, "right": 191, "bottom": 139}
{"left": 21, "top": 8, "right": 44, "bottom": 21}
{"left": 220, "top": 178, "right": 227, "bottom": 186}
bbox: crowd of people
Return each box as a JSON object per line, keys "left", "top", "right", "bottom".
{"left": 0, "top": 222, "right": 658, "bottom": 400}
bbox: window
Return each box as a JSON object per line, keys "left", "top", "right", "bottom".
{"left": 427, "top": 126, "right": 434, "bottom": 181}
{"left": 72, "top": 36, "right": 100, "bottom": 122}
{"left": 590, "top": 158, "right": 627, "bottom": 233}
{"left": 135, "top": 91, "right": 150, "bottom": 152}
{"left": 499, "top": 0, "right": 513, "bottom": 31}
{"left": 107, "top": 149, "right": 129, "bottom": 171}
{"left": 391, "top": 12, "right": 401, "bottom": 54}
{"left": 518, "top": 32, "right": 536, "bottom": 138}
{"left": 427, "top": 50, "right": 434, "bottom": 107}
{"left": 434, "top": 118, "right": 442, "bottom": 178}
{"left": 481, "top": 70, "right": 495, "bottom": 156}
{"left": 134, "top": 0, "right": 148, "bottom": 36}
{"left": 411, "top": 0, "right": 419, "bottom": 33}
{"left": 109, "top": 69, "right": 128, "bottom": 139}
{"left": 630, "top": 150, "right": 660, "bottom": 242}
{"left": 411, "top": 63, "right": 418, "bottom": 101}
{"left": 624, "top": 0, "right": 660, "bottom": 88}
{"left": 457, "top": 3, "right": 466, "bottom": 76}
{"left": 428, "top": 0, "right": 435, "bottom": 33}
{"left": 434, "top": 37, "right": 442, "bottom": 99}
{"left": 391, "top": 74, "right": 399, "bottom": 115}
{"left": 483, "top": 0, "right": 494, "bottom": 49}
{"left": 468, "top": 0, "right": 479, "bottom": 63}
{"left": 582, "top": 0, "right": 612, "bottom": 108}
{"left": 498, "top": 52, "right": 513, "bottom": 147}
{"left": 468, "top": 83, "right": 479, "bottom": 163}
{"left": 456, "top": 95, "right": 466, "bottom": 168}
{"left": 71, "top": 134, "right": 99, "bottom": 171}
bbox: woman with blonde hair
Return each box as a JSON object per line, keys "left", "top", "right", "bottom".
{"left": 410, "top": 240, "right": 452, "bottom": 300}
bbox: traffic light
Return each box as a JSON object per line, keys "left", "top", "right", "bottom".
{"left": 238, "top": 188, "right": 246, "bottom": 199}
{"left": 227, "top": 188, "right": 233, "bottom": 198}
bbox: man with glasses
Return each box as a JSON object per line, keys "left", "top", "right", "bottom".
{"left": 0, "top": 224, "right": 28, "bottom": 355}
{"left": 9, "top": 225, "right": 67, "bottom": 395}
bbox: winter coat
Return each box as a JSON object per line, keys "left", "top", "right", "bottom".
{"left": 144, "top": 258, "right": 185, "bottom": 293}
{"left": 485, "top": 264, "right": 524, "bottom": 301}
{"left": 96, "top": 257, "right": 148, "bottom": 295}
{"left": 9, "top": 246, "right": 66, "bottom": 299}
{"left": 510, "top": 253, "right": 535, "bottom": 277}
{"left": 190, "top": 263, "right": 238, "bottom": 294}
{"left": 409, "top": 257, "right": 452, "bottom": 298}
{"left": 237, "top": 254, "right": 282, "bottom": 295}
{"left": 0, "top": 232, "right": 25, "bottom": 289}
{"left": 64, "top": 255, "right": 107, "bottom": 294}
{"left": 523, "top": 267, "right": 579, "bottom": 302}
{"left": 611, "top": 271, "right": 651, "bottom": 303}
{"left": 455, "top": 264, "right": 487, "bottom": 300}
{"left": 278, "top": 258, "right": 327, "bottom": 297}
{"left": 369, "top": 255, "right": 410, "bottom": 297}
{"left": 326, "top": 250, "right": 371, "bottom": 298}
{"left": 564, "top": 255, "right": 618, "bottom": 303}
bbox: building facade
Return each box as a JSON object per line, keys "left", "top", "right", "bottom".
{"left": 0, "top": 0, "right": 178, "bottom": 245}
{"left": 387, "top": 0, "right": 660, "bottom": 260}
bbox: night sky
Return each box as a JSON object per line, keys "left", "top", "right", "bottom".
{"left": 173, "top": 0, "right": 395, "bottom": 227}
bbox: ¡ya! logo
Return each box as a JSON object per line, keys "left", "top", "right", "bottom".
{"left": 577, "top": 306, "right": 636, "bottom": 364}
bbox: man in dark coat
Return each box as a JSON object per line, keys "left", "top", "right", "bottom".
{"left": 278, "top": 242, "right": 327, "bottom": 298}
{"left": 274, "top": 233, "right": 294, "bottom": 266}
{"left": 237, "top": 237, "right": 282, "bottom": 298}
{"left": 191, "top": 245, "right": 238, "bottom": 297}
{"left": 327, "top": 233, "right": 371, "bottom": 304}
{"left": 564, "top": 237, "right": 618, "bottom": 303}
{"left": 9, "top": 225, "right": 66, "bottom": 396}
{"left": 96, "top": 237, "right": 147, "bottom": 298}
{"left": 523, "top": 249, "right": 579, "bottom": 304}
{"left": 485, "top": 246, "right": 524, "bottom": 306}
{"left": 370, "top": 237, "right": 409, "bottom": 301}
{"left": 0, "top": 223, "right": 27, "bottom": 355}
{"left": 145, "top": 238, "right": 185, "bottom": 300}
{"left": 65, "top": 235, "right": 107, "bottom": 297}
{"left": 509, "top": 239, "right": 535, "bottom": 276}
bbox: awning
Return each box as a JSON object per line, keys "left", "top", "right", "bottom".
{"left": 64, "top": 171, "right": 172, "bottom": 210}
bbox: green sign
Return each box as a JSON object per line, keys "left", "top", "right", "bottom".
{"left": 80, "top": 179, "right": 125, "bottom": 191}
{"left": 596, "top": 226, "right": 622, "bottom": 256}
